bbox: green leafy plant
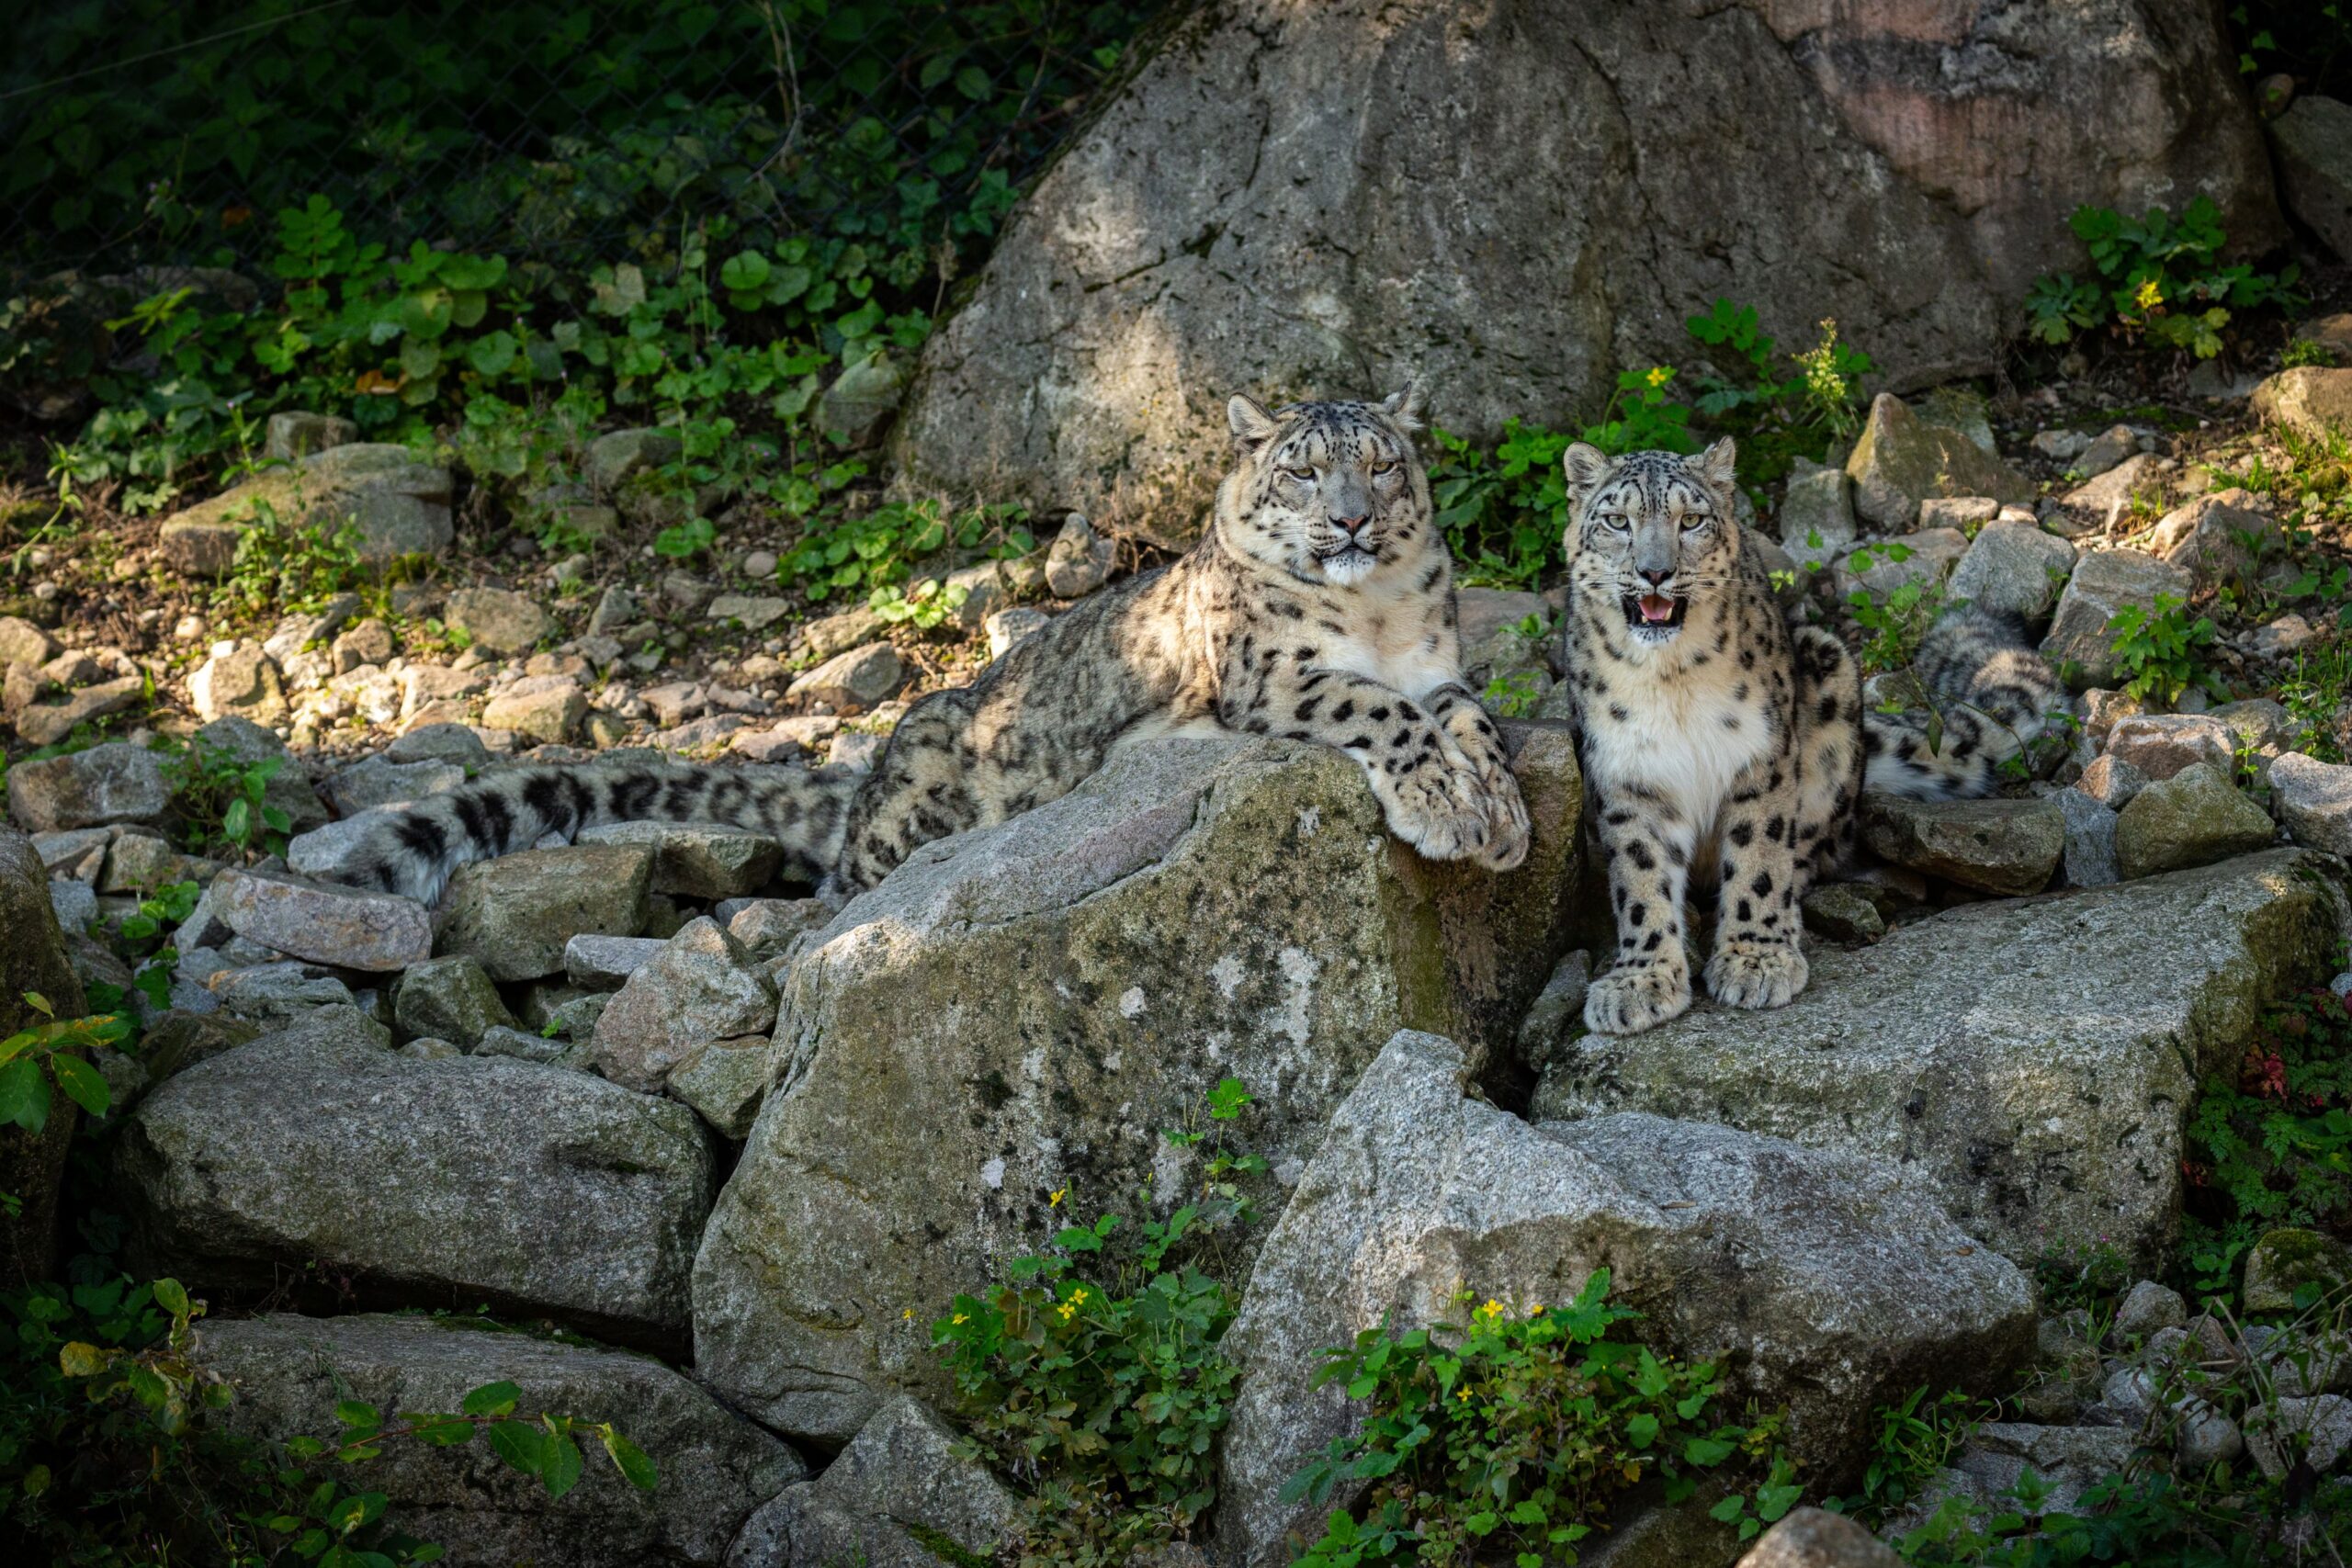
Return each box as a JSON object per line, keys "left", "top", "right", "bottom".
{"left": 869, "top": 577, "right": 972, "bottom": 630}
{"left": 2102, "top": 592, "right": 2217, "bottom": 705}
{"left": 0, "top": 995, "right": 124, "bottom": 1134}
{"left": 162, "top": 739, "right": 294, "bottom": 862}
{"left": 2023, "top": 198, "right": 2301, "bottom": 360}
{"left": 1843, "top": 543, "right": 1942, "bottom": 674}
{"left": 2281, "top": 336, "right": 2338, "bottom": 369}
{"left": 1282, "top": 1270, "right": 1785, "bottom": 1567}
{"left": 1819, "top": 1387, "right": 1984, "bottom": 1525}
{"left": 932, "top": 1078, "right": 1266, "bottom": 1565}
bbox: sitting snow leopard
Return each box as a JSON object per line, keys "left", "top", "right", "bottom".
{"left": 343, "top": 389, "right": 1530, "bottom": 906}
{"left": 1556, "top": 436, "right": 2066, "bottom": 1037}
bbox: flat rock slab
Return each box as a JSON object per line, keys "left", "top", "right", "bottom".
{"left": 2270, "top": 751, "right": 2352, "bottom": 855}
{"left": 1218, "top": 1032, "right": 2032, "bottom": 1566}
{"left": 114, "top": 1006, "right": 713, "bottom": 1341}
{"left": 201, "top": 1314, "right": 801, "bottom": 1568}
{"left": 435, "top": 843, "right": 653, "bottom": 981}
{"left": 567, "top": 932, "right": 673, "bottom": 989}
{"left": 693, "top": 729, "right": 1583, "bottom": 1442}
{"left": 6, "top": 742, "right": 170, "bottom": 832}
{"left": 1533, "top": 850, "right": 2342, "bottom": 1272}
{"left": 1859, "top": 794, "right": 2063, "bottom": 896}
{"left": 209, "top": 865, "right": 430, "bottom": 973}
{"left": 578, "top": 819, "right": 785, "bottom": 899}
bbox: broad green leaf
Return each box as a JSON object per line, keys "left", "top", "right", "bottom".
{"left": 539, "top": 1421, "right": 583, "bottom": 1499}
{"left": 599, "top": 1427, "right": 658, "bottom": 1492}
{"left": 51, "top": 1053, "right": 110, "bottom": 1118}
{"left": 0, "top": 1057, "right": 51, "bottom": 1133}
{"left": 487, "top": 1418, "right": 547, "bottom": 1476}
{"left": 462, "top": 1380, "right": 522, "bottom": 1418}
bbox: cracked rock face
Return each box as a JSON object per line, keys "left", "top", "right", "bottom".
{"left": 890, "top": 0, "right": 2274, "bottom": 538}
{"left": 691, "top": 731, "right": 1581, "bottom": 1442}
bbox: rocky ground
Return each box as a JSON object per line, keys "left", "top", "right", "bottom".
{"left": 7, "top": 334, "right": 2352, "bottom": 1563}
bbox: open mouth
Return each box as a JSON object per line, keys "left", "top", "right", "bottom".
{"left": 1622, "top": 592, "right": 1688, "bottom": 637}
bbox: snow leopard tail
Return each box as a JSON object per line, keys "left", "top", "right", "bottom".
{"left": 340, "top": 761, "right": 861, "bottom": 906}
{"left": 1862, "top": 606, "right": 2072, "bottom": 801}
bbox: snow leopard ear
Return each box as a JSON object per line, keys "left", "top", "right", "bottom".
{"left": 1695, "top": 435, "right": 1738, "bottom": 496}
{"left": 1379, "top": 379, "right": 1427, "bottom": 434}
{"left": 1227, "top": 394, "right": 1283, "bottom": 452}
{"left": 1561, "top": 442, "right": 1616, "bottom": 512}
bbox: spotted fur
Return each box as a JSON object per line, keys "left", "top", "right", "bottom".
{"left": 1556, "top": 437, "right": 2064, "bottom": 1037}
{"left": 343, "top": 389, "right": 1529, "bottom": 906}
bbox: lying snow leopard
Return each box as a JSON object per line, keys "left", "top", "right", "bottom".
{"left": 1557, "top": 436, "right": 2065, "bottom": 1036}
{"left": 344, "top": 389, "right": 1530, "bottom": 906}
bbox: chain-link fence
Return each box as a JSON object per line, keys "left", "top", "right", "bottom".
{"left": 0, "top": 1, "right": 1160, "bottom": 280}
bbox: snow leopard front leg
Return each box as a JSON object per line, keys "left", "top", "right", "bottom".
{"left": 1230, "top": 657, "right": 1526, "bottom": 869}
{"left": 1585, "top": 784, "right": 1697, "bottom": 1034}
{"left": 1418, "top": 681, "right": 1531, "bottom": 857}
{"left": 1704, "top": 750, "right": 1811, "bottom": 1011}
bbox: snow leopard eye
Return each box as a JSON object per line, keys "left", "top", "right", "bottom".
{"left": 1598, "top": 513, "right": 1630, "bottom": 533}
{"left": 1285, "top": 466, "right": 1316, "bottom": 481}
{"left": 1679, "top": 511, "right": 1711, "bottom": 532}
{"left": 1368, "top": 459, "right": 1396, "bottom": 476}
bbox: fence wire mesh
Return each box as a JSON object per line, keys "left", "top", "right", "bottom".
{"left": 0, "top": 0, "right": 1159, "bottom": 280}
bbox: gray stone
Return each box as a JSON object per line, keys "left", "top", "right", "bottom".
{"left": 1044, "top": 511, "right": 1114, "bottom": 598}
{"left": 200, "top": 1314, "right": 799, "bottom": 1567}
{"left": 1513, "top": 949, "right": 1591, "bottom": 1072}
{"left": 473, "top": 1023, "right": 568, "bottom": 1064}
{"left": 726, "top": 1395, "right": 1020, "bottom": 1568}
{"left": 1736, "top": 1508, "right": 1903, "bottom": 1568}
{"left": 2249, "top": 612, "right": 2322, "bottom": 661}
{"left": 786, "top": 642, "right": 903, "bottom": 713}
{"left": 798, "top": 606, "right": 889, "bottom": 661}
{"left": 209, "top": 865, "right": 430, "bottom": 973}
{"left": 2249, "top": 1394, "right": 2352, "bottom": 1479}
{"left": 12, "top": 674, "right": 144, "bottom": 747}
{"left": 159, "top": 446, "right": 453, "bottom": 573}
{"left": 586, "top": 427, "right": 684, "bottom": 491}
{"left": 694, "top": 729, "right": 1584, "bottom": 1442}
{"left": 1534, "top": 850, "right": 2341, "bottom": 1271}
{"left": 1918, "top": 495, "right": 2001, "bottom": 532}
{"left": 2053, "top": 786, "right": 2120, "bottom": 888}
{"left": 984, "top": 607, "right": 1050, "bottom": 660}
{"left": 435, "top": 844, "right": 654, "bottom": 981}
{"left": 1802, "top": 883, "right": 1888, "bottom": 941}
{"left": 1834, "top": 528, "right": 1967, "bottom": 602}
{"left": 385, "top": 722, "right": 492, "bottom": 769}
{"left": 1858, "top": 794, "right": 2063, "bottom": 896}
{"left": 888, "top": 1, "right": 2273, "bottom": 537}
{"left": 117, "top": 1006, "right": 713, "bottom": 1338}
{"left": 2074, "top": 423, "right": 2140, "bottom": 479}
{"left": 332, "top": 618, "right": 395, "bottom": 672}
{"left": 2176, "top": 1404, "right": 2244, "bottom": 1469}
{"left": 262, "top": 412, "right": 357, "bottom": 461}
{"left": 2075, "top": 752, "right": 2150, "bottom": 809}
{"left": 2244, "top": 1226, "right": 2352, "bottom": 1314}
{"left": 189, "top": 642, "right": 287, "bottom": 727}
{"left": 0, "top": 615, "right": 58, "bottom": 668}
{"left": 34, "top": 825, "right": 113, "bottom": 881}
{"left": 3, "top": 825, "right": 86, "bottom": 1282}
{"left": 726, "top": 898, "right": 833, "bottom": 959}
{"left": 6, "top": 742, "right": 170, "bottom": 832}
{"left": 2040, "top": 548, "right": 2194, "bottom": 690}
{"left": 669, "top": 1038, "right": 776, "bottom": 1140}
{"left": 2105, "top": 714, "right": 2238, "bottom": 782}
{"left": 324, "top": 754, "right": 466, "bottom": 817}
{"left": 589, "top": 919, "right": 776, "bottom": 1093}
{"left": 2251, "top": 365, "right": 2352, "bottom": 443}
{"left": 48, "top": 877, "right": 96, "bottom": 934}
{"left": 2270, "top": 751, "right": 2352, "bottom": 855}
{"left": 284, "top": 811, "right": 392, "bottom": 883}
{"left": 1846, "top": 395, "right": 2035, "bottom": 531}
{"left": 2148, "top": 489, "right": 2268, "bottom": 590}
{"left": 1218, "top": 1032, "right": 2033, "bottom": 1565}
{"left": 2115, "top": 1280, "right": 2188, "bottom": 1339}
{"left": 2114, "top": 762, "right": 2276, "bottom": 879}
{"left": 445, "top": 587, "right": 552, "bottom": 657}
{"left": 2061, "top": 453, "right": 2177, "bottom": 522}
{"left": 944, "top": 562, "right": 1004, "bottom": 631}
{"left": 707, "top": 594, "right": 794, "bottom": 631}
{"left": 1943, "top": 1423, "right": 2145, "bottom": 1517}
{"left": 202, "top": 962, "right": 358, "bottom": 1022}
{"left": 827, "top": 731, "right": 888, "bottom": 772}
{"left": 577, "top": 819, "right": 785, "bottom": 899}
{"left": 566, "top": 933, "right": 672, "bottom": 990}
{"left": 392, "top": 954, "right": 515, "bottom": 1049}
{"left": 1947, "top": 522, "right": 2077, "bottom": 624}
{"left": 194, "top": 715, "right": 330, "bottom": 834}
{"left": 2269, "top": 95, "right": 2352, "bottom": 265}
{"left": 815, "top": 354, "right": 908, "bottom": 448}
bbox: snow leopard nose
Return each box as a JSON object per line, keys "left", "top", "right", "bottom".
{"left": 1638, "top": 566, "right": 1672, "bottom": 588}
{"left": 1330, "top": 511, "right": 1372, "bottom": 537}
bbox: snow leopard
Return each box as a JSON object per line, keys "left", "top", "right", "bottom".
{"left": 342, "top": 389, "right": 1531, "bottom": 907}
{"left": 1557, "top": 436, "right": 2066, "bottom": 1037}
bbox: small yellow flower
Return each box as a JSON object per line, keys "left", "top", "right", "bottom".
{"left": 1528, "top": 1303, "right": 1544, "bottom": 1316}
{"left": 1069, "top": 1288, "right": 1089, "bottom": 1306}
{"left": 952, "top": 1313, "right": 969, "bottom": 1325}
{"left": 1477, "top": 1297, "right": 1505, "bottom": 1322}
{"left": 1057, "top": 1303, "right": 1076, "bottom": 1322}
{"left": 1455, "top": 1386, "right": 1472, "bottom": 1402}
{"left": 1048, "top": 1188, "right": 1068, "bottom": 1207}
{"left": 1645, "top": 367, "right": 1670, "bottom": 389}
{"left": 902, "top": 1308, "right": 915, "bottom": 1320}
{"left": 2134, "top": 278, "right": 2164, "bottom": 311}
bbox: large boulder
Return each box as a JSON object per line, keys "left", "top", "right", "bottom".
{"left": 888, "top": 0, "right": 2271, "bottom": 535}
{"left": 199, "top": 1314, "right": 802, "bottom": 1567}
{"left": 1845, "top": 395, "right": 2034, "bottom": 532}
{"left": 115, "top": 1007, "right": 714, "bottom": 1343}
{"left": 692, "top": 729, "right": 1582, "bottom": 1441}
{"left": 2267, "top": 95, "right": 2352, "bottom": 265}
{"left": 1533, "top": 851, "right": 2342, "bottom": 1272}
{"left": 2251, "top": 366, "right": 2352, "bottom": 443}
{"left": 2040, "top": 547, "right": 2193, "bottom": 690}
{"left": 158, "top": 444, "right": 453, "bottom": 576}
{"left": 1, "top": 826, "right": 86, "bottom": 1286}
{"left": 6, "top": 741, "right": 169, "bottom": 832}
{"left": 1217, "top": 1032, "right": 2034, "bottom": 1566}
{"left": 435, "top": 844, "right": 654, "bottom": 981}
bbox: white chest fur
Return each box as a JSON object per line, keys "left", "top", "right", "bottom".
{"left": 1308, "top": 570, "right": 1459, "bottom": 699}
{"left": 1581, "top": 657, "right": 1771, "bottom": 842}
